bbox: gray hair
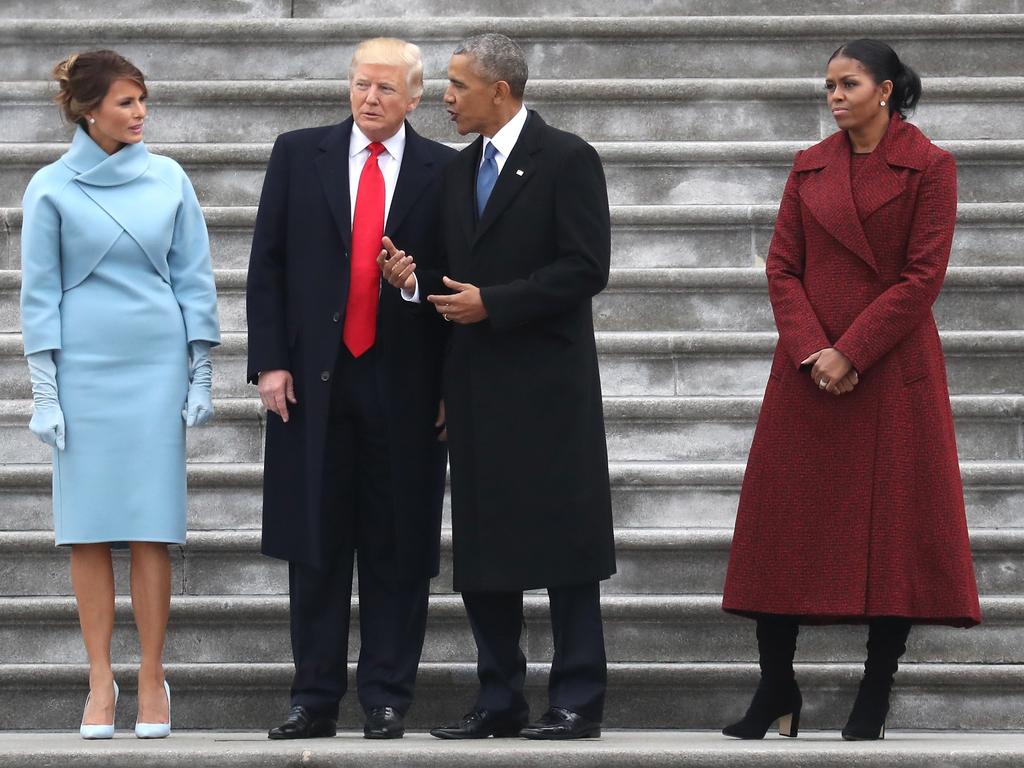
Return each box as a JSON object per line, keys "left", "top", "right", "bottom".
{"left": 453, "top": 33, "right": 528, "bottom": 99}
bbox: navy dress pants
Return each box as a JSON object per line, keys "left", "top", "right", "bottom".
{"left": 288, "top": 346, "right": 430, "bottom": 719}
{"left": 461, "top": 582, "right": 607, "bottom": 723}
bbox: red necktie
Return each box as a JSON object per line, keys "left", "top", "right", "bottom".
{"left": 343, "top": 141, "right": 386, "bottom": 357}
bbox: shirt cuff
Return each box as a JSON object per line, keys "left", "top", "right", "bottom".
{"left": 401, "top": 275, "right": 421, "bottom": 303}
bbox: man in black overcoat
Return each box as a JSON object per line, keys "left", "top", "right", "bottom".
{"left": 245, "top": 38, "right": 455, "bottom": 740}
{"left": 380, "top": 33, "right": 616, "bottom": 740}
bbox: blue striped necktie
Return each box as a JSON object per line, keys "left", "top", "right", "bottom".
{"left": 476, "top": 141, "right": 498, "bottom": 218}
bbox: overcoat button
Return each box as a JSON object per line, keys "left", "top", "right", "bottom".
{"left": 320, "top": 371, "right": 330, "bottom": 382}
{"left": 332, "top": 312, "right": 340, "bottom": 322}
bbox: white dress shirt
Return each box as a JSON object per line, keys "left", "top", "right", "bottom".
{"left": 402, "top": 105, "right": 530, "bottom": 303}
{"left": 349, "top": 121, "right": 405, "bottom": 228}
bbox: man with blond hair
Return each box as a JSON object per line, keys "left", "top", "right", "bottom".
{"left": 246, "top": 38, "right": 455, "bottom": 740}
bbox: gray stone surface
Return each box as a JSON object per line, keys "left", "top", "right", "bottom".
{"left": 2, "top": 0, "right": 1023, "bottom": 741}
{"left": 3, "top": 527, "right": 1023, "bottom": 598}
{"left": 4, "top": 17, "right": 1024, "bottom": 80}
{"left": 2, "top": 459, "right": 1021, "bottom": 533}
{"left": 1, "top": 139, "right": 1022, "bottom": 206}
{"left": 7, "top": 0, "right": 1024, "bottom": 18}
{"left": 4, "top": 203, "right": 1023, "bottom": 271}
{"left": 0, "top": 661, "right": 1022, "bottom": 730}
{"left": 5, "top": 266, "right": 1024, "bottom": 334}
{"left": 1, "top": 731, "right": 1023, "bottom": 768}
{"left": 7, "top": 78, "right": 1024, "bottom": 143}
{"left": 2, "top": 594, "right": 1024, "bottom": 665}
{"left": 2, "top": 330, "right": 1021, "bottom": 398}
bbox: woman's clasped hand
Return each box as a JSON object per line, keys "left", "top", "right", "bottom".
{"left": 801, "top": 347, "right": 859, "bottom": 395}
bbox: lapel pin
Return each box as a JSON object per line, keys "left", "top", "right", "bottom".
{"left": 515, "top": 169, "right": 524, "bottom": 176}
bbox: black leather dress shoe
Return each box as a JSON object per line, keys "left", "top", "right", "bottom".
{"left": 267, "top": 705, "right": 337, "bottom": 740}
{"left": 364, "top": 706, "right": 404, "bottom": 739}
{"left": 520, "top": 707, "right": 601, "bottom": 739}
{"left": 429, "top": 710, "right": 527, "bottom": 739}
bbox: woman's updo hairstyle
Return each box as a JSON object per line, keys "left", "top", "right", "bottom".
{"left": 53, "top": 50, "right": 147, "bottom": 129}
{"left": 828, "top": 39, "right": 922, "bottom": 118}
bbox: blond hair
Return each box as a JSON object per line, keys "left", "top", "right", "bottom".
{"left": 349, "top": 38, "right": 424, "bottom": 98}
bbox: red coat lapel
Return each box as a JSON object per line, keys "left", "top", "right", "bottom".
{"left": 795, "top": 115, "right": 935, "bottom": 276}
{"left": 796, "top": 130, "right": 878, "bottom": 274}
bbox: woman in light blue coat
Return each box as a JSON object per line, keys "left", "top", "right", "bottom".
{"left": 20, "top": 50, "right": 220, "bottom": 739}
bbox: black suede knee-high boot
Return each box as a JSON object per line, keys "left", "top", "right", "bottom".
{"left": 842, "top": 617, "right": 912, "bottom": 741}
{"left": 723, "top": 616, "right": 802, "bottom": 739}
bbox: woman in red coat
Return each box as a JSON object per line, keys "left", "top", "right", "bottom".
{"left": 721, "top": 39, "right": 981, "bottom": 741}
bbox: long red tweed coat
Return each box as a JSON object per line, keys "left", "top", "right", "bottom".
{"left": 722, "top": 115, "right": 981, "bottom": 627}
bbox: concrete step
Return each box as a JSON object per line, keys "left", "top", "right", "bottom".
{"left": 2, "top": 526, "right": 1022, "bottom": 597}
{"left": 1, "top": 329, "right": 1019, "bottom": 398}
{"left": 0, "top": 661, "right": 1021, "bottom": 730}
{"left": 2, "top": 458, "right": 1020, "bottom": 533}
{"left": 3, "top": 203, "right": 1023, "bottom": 271}
{"left": 3, "top": 140, "right": 1021, "bottom": 208}
{"left": 3, "top": 393, "right": 1021, "bottom": 465}
{"left": 7, "top": 78, "right": 1024, "bottom": 143}
{"left": 3, "top": 17, "right": 1024, "bottom": 80}
{"left": 5, "top": 266, "right": 1023, "bottom": 334}
{"left": 1, "top": 593, "right": 1022, "bottom": 665}
{"left": 6, "top": 0, "right": 1024, "bottom": 20}
{"left": 1, "top": 732, "right": 1023, "bottom": 768}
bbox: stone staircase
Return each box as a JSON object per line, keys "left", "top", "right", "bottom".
{"left": 1, "top": 0, "right": 1023, "bottom": 761}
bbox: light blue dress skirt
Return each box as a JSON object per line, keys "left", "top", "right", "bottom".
{"left": 53, "top": 232, "right": 189, "bottom": 545}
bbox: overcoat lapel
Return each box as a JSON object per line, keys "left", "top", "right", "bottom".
{"left": 797, "top": 133, "right": 879, "bottom": 274}
{"left": 852, "top": 115, "right": 929, "bottom": 221}
{"left": 314, "top": 119, "right": 353, "bottom": 253}
{"left": 385, "top": 123, "right": 433, "bottom": 237}
{"left": 474, "top": 111, "right": 542, "bottom": 245}
{"left": 453, "top": 137, "right": 481, "bottom": 246}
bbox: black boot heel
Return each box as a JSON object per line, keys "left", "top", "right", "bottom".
{"left": 722, "top": 681, "right": 802, "bottom": 739}
{"left": 777, "top": 709, "right": 800, "bottom": 738}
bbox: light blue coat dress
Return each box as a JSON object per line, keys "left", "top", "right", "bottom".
{"left": 20, "top": 127, "right": 220, "bottom": 545}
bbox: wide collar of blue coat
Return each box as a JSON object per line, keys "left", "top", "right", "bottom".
{"left": 61, "top": 125, "right": 150, "bottom": 186}
{"left": 792, "top": 114, "right": 933, "bottom": 275}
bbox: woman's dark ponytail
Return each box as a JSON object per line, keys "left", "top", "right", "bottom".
{"left": 891, "top": 61, "right": 922, "bottom": 117}
{"left": 829, "top": 39, "right": 921, "bottom": 118}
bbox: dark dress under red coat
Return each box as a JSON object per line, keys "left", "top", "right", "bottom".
{"left": 722, "top": 115, "right": 981, "bottom": 628}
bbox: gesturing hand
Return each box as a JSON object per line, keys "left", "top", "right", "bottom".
{"left": 377, "top": 236, "right": 417, "bottom": 292}
{"left": 258, "top": 369, "right": 297, "bottom": 422}
{"left": 427, "top": 277, "right": 488, "bottom": 324}
{"left": 801, "top": 348, "right": 858, "bottom": 396}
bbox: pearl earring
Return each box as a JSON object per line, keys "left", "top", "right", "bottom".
{"left": 880, "top": 100, "right": 886, "bottom": 107}
{"left": 88, "top": 117, "right": 96, "bottom": 124}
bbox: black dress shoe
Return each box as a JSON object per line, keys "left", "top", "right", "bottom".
{"left": 430, "top": 710, "right": 527, "bottom": 739}
{"left": 268, "top": 705, "right": 337, "bottom": 740}
{"left": 520, "top": 707, "right": 601, "bottom": 740}
{"left": 364, "top": 706, "right": 404, "bottom": 739}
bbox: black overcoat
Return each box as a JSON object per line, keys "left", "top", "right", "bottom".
{"left": 418, "top": 111, "right": 616, "bottom": 591}
{"left": 245, "top": 118, "right": 456, "bottom": 577}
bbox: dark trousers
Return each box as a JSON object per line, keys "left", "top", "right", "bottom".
{"left": 462, "top": 582, "right": 607, "bottom": 723}
{"left": 288, "top": 346, "right": 430, "bottom": 719}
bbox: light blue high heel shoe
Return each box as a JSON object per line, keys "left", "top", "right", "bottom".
{"left": 80, "top": 679, "right": 118, "bottom": 739}
{"left": 134, "top": 680, "right": 171, "bottom": 739}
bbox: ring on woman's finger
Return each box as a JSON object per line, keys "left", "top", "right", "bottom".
{"left": 818, "top": 378, "right": 829, "bottom": 389}
{"left": 443, "top": 313, "right": 451, "bottom": 322}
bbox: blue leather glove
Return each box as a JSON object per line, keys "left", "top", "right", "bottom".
{"left": 183, "top": 340, "right": 214, "bottom": 427}
{"left": 27, "top": 350, "right": 65, "bottom": 450}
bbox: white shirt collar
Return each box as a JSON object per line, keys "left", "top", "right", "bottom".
{"left": 349, "top": 121, "right": 406, "bottom": 160}
{"left": 482, "top": 104, "right": 529, "bottom": 163}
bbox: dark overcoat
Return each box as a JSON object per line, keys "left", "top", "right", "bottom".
{"left": 245, "top": 119, "right": 456, "bottom": 577}
{"left": 722, "top": 115, "right": 981, "bottom": 627}
{"left": 417, "top": 111, "right": 616, "bottom": 592}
